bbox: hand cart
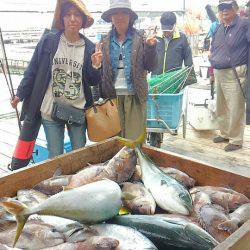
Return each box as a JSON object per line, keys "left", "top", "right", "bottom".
{"left": 147, "top": 92, "right": 186, "bottom": 148}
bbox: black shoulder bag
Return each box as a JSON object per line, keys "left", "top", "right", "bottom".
{"left": 51, "top": 102, "right": 85, "bottom": 126}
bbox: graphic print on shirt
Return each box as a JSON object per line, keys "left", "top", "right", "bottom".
{"left": 52, "top": 67, "right": 81, "bottom": 100}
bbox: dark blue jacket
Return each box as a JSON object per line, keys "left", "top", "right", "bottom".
{"left": 210, "top": 16, "right": 250, "bottom": 69}
{"left": 151, "top": 30, "right": 193, "bottom": 75}
{"left": 247, "top": 50, "right": 250, "bottom": 125}
{"left": 17, "top": 30, "right": 101, "bottom": 121}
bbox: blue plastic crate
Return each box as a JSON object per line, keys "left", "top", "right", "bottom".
{"left": 147, "top": 92, "right": 183, "bottom": 130}
{"left": 64, "top": 141, "right": 72, "bottom": 153}
{"left": 32, "top": 140, "right": 72, "bottom": 164}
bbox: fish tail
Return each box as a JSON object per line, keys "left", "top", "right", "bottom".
{"left": 117, "top": 128, "right": 146, "bottom": 149}
{"left": 0, "top": 199, "right": 29, "bottom": 247}
{"left": 13, "top": 215, "right": 28, "bottom": 247}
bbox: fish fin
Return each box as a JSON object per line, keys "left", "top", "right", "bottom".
{"left": 0, "top": 212, "right": 16, "bottom": 222}
{"left": 218, "top": 220, "right": 238, "bottom": 234}
{"left": 119, "top": 206, "right": 131, "bottom": 215}
{"left": 53, "top": 168, "right": 62, "bottom": 177}
{"left": 120, "top": 182, "right": 131, "bottom": 187}
{"left": 13, "top": 215, "right": 28, "bottom": 247}
{"left": 63, "top": 186, "right": 74, "bottom": 191}
{"left": 122, "top": 192, "right": 137, "bottom": 201}
{"left": 117, "top": 128, "right": 146, "bottom": 149}
{"left": 1, "top": 199, "right": 27, "bottom": 215}
{"left": 161, "top": 180, "right": 167, "bottom": 186}
{"left": 0, "top": 199, "right": 29, "bottom": 247}
{"left": 179, "top": 192, "right": 193, "bottom": 214}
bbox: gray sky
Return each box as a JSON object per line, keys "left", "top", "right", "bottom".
{"left": 0, "top": 0, "right": 248, "bottom": 12}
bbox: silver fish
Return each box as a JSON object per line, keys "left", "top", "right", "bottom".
{"left": 0, "top": 220, "right": 64, "bottom": 249}
{"left": 191, "top": 191, "right": 232, "bottom": 243}
{"left": 0, "top": 243, "right": 21, "bottom": 250}
{"left": 33, "top": 175, "right": 72, "bottom": 195}
{"left": 68, "top": 147, "right": 137, "bottom": 188}
{"left": 121, "top": 182, "right": 156, "bottom": 215}
{"left": 190, "top": 186, "right": 249, "bottom": 212}
{"left": 17, "top": 189, "right": 48, "bottom": 207}
{"left": 43, "top": 236, "right": 119, "bottom": 250}
{"left": 110, "top": 214, "right": 218, "bottom": 250}
{"left": 67, "top": 223, "right": 158, "bottom": 249}
{"left": 159, "top": 167, "right": 195, "bottom": 188}
{"left": 136, "top": 148, "right": 193, "bottom": 215}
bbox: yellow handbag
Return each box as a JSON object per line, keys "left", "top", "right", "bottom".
{"left": 85, "top": 98, "right": 121, "bottom": 142}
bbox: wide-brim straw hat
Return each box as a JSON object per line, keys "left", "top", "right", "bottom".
{"left": 101, "top": 0, "right": 138, "bottom": 23}
{"left": 52, "top": 0, "right": 94, "bottom": 30}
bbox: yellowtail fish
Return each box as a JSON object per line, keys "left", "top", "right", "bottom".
{"left": 0, "top": 179, "right": 122, "bottom": 247}
{"left": 117, "top": 131, "right": 193, "bottom": 215}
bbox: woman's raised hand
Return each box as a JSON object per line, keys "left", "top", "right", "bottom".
{"left": 146, "top": 27, "right": 157, "bottom": 46}
{"left": 91, "top": 42, "right": 103, "bottom": 69}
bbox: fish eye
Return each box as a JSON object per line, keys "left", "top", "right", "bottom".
{"left": 51, "top": 228, "right": 57, "bottom": 232}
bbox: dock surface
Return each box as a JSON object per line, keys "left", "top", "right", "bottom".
{"left": 0, "top": 117, "right": 249, "bottom": 177}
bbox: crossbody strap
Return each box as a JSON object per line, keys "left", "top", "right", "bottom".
{"left": 222, "top": 25, "right": 246, "bottom": 101}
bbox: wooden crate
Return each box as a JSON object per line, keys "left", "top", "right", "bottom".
{"left": 0, "top": 138, "right": 249, "bottom": 249}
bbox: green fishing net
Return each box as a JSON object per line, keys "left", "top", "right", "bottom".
{"left": 148, "top": 67, "right": 196, "bottom": 94}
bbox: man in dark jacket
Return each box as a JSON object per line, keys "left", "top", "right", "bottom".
{"left": 151, "top": 11, "right": 194, "bottom": 75}
{"left": 209, "top": 0, "right": 250, "bottom": 151}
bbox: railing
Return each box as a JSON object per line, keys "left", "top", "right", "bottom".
{"left": 0, "top": 59, "right": 29, "bottom": 75}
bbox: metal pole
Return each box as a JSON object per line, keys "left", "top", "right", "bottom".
{"left": 0, "top": 28, "right": 22, "bottom": 132}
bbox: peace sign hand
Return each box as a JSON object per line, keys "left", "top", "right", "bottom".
{"left": 91, "top": 42, "right": 103, "bottom": 69}
{"left": 146, "top": 27, "right": 157, "bottom": 46}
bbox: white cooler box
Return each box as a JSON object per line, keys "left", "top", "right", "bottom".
{"left": 185, "top": 84, "right": 219, "bottom": 130}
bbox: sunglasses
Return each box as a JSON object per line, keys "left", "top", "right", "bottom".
{"left": 218, "top": 3, "right": 233, "bottom": 11}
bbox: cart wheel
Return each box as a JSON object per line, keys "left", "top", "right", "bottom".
{"left": 173, "top": 129, "right": 178, "bottom": 135}
{"left": 149, "top": 132, "right": 162, "bottom": 148}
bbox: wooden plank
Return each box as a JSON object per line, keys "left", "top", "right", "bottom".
{"left": 175, "top": 126, "right": 250, "bottom": 151}
{"left": 160, "top": 138, "right": 250, "bottom": 178}
{"left": 167, "top": 125, "right": 250, "bottom": 161}
{"left": 0, "top": 141, "right": 15, "bottom": 158}
{"left": 214, "top": 221, "right": 250, "bottom": 250}
{"left": 142, "top": 145, "right": 250, "bottom": 198}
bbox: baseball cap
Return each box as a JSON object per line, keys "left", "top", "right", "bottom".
{"left": 160, "top": 12, "right": 177, "bottom": 31}
{"left": 218, "top": 0, "right": 238, "bottom": 10}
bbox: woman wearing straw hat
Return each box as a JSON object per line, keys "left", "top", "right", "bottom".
{"left": 11, "top": 0, "right": 101, "bottom": 159}
{"left": 92, "top": 0, "right": 157, "bottom": 140}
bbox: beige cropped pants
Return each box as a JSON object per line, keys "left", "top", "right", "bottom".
{"left": 117, "top": 95, "right": 146, "bottom": 140}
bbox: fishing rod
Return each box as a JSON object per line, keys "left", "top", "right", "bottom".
{"left": 0, "top": 28, "right": 22, "bottom": 131}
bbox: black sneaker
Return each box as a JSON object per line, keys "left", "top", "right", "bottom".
{"left": 224, "top": 144, "right": 242, "bottom": 152}
{"left": 213, "top": 136, "right": 229, "bottom": 143}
